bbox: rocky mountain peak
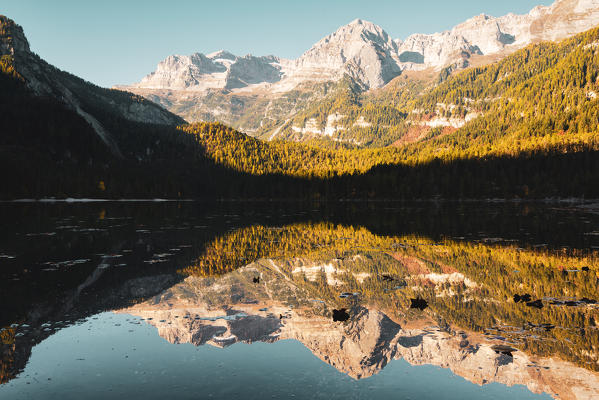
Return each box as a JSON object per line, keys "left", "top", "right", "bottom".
{"left": 291, "top": 19, "right": 401, "bottom": 89}
{"left": 318, "top": 18, "right": 395, "bottom": 48}
{"left": 125, "top": 0, "right": 599, "bottom": 95}
{"left": 397, "top": 0, "right": 599, "bottom": 71}
{"left": 134, "top": 49, "right": 284, "bottom": 91}
{"left": 0, "top": 16, "right": 184, "bottom": 155}
{"left": 0, "top": 16, "right": 30, "bottom": 56}
{"left": 206, "top": 50, "right": 237, "bottom": 61}
{"left": 340, "top": 18, "right": 387, "bottom": 35}
{"left": 453, "top": 13, "right": 494, "bottom": 31}
{"left": 119, "top": 0, "right": 599, "bottom": 140}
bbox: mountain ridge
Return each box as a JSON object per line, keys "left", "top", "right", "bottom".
{"left": 119, "top": 0, "right": 599, "bottom": 142}
{"left": 126, "top": 0, "right": 599, "bottom": 93}
{"left": 0, "top": 16, "right": 185, "bottom": 156}
{"left": 2, "top": 11, "right": 599, "bottom": 199}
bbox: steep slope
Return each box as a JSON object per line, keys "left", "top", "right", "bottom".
{"left": 121, "top": 0, "right": 599, "bottom": 144}
{"left": 271, "top": 23, "right": 599, "bottom": 148}
{"left": 121, "top": 19, "right": 403, "bottom": 135}
{"left": 0, "top": 16, "right": 222, "bottom": 199}
{"left": 283, "top": 19, "right": 401, "bottom": 90}
{"left": 128, "top": 19, "right": 401, "bottom": 93}
{"left": 262, "top": 76, "right": 412, "bottom": 146}
{"left": 0, "top": 16, "right": 184, "bottom": 156}
{"left": 392, "top": 25, "right": 599, "bottom": 158}
{"left": 128, "top": 80, "right": 336, "bottom": 135}
{"left": 120, "top": 19, "right": 405, "bottom": 136}
{"left": 133, "top": 51, "right": 283, "bottom": 91}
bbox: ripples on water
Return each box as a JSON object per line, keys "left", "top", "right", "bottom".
{"left": 0, "top": 202, "right": 598, "bottom": 399}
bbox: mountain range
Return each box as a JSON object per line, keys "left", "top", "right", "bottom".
{"left": 0, "top": 15, "right": 225, "bottom": 198}
{"left": 120, "top": 0, "right": 599, "bottom": 140}
{"left": 0, "top": 15, "right": 183, "bottom": 155}
{"left": 2, "top": 0, "right": 599, "bottom": 200}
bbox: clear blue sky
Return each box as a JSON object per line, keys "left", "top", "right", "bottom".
{"left": 2, "top": 0, "right": 551, "bottom": 88}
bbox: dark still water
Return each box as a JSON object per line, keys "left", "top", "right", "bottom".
{"left": 1, "top": 201, "right": 598, "bottom": 399}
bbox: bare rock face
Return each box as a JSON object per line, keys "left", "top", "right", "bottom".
{"left": 130, "top": 19, "right": 401, "bottom": 92}
{"left": 397, "top": 0, "right": 599, "bottom": 71}
{"left": 139, "top": 53, "right": 228, "bottom": 90}
{"left": 135, "top": 51, "right": 283, "bottom": 91}
{"left": 396, "top": 31, "right": 482, "bottom": 71}
{"left": 118, "top": 0, "right": 599, "bottom": 139}
{"left": 288, "top": 19, "right": 402, "bottom": 89}
{"left": 126, "top": 0, "right": 599, "bottom": 95}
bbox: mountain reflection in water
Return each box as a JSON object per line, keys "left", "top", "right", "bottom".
{"left": 1, "top": 203, "right": 598, "bottom": 399}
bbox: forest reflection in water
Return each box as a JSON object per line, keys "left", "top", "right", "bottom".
{"left": 1, "top": 202, "right": 598, "bottom": 399}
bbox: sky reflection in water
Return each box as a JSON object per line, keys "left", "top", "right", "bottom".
{"left": 0, "top": 202, "right": 597, "bottom": 399}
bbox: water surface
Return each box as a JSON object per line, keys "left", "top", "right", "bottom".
{"left": 1, "top": 202, "right": 598, "bottom": 399}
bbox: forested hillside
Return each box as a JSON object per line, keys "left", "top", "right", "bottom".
{"left": 182, "top": 121, "right": 599, "bottom": 199}
{"left": 182, "top": 122, "right": 403, "bottom": 178}
{"left": 267, "top": 26, "right": 599, "bottom": 151}
{"left": 0, "top": 69, "right": 215, "bottom": 198}
{"left": 257, "top": 77, "right": 412, "bottom": 147}
{"left": 402, "top": 27, "right": 599, "bottom": 161}
{"left": 0, "top": 16, "right": 219, "bottom": 199}
{"left": 2, "top": 14, "right": 599, "bottom": 200}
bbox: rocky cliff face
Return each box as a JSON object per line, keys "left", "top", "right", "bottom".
{"left": 285, "top": 19, "right": 402, "bottom": 90}
{"left": 135, "top": 51, "right": 283, "bottom": 91}
{"left": 125, "top": 0, "right": 599, "bottom": 92}
{"left": 128, "top": 19, "right": 401, "bottom": 93}
{"left": 396, "top": 0, "right": 599, "bottom": 71}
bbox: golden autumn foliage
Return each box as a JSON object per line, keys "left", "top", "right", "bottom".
{"left": 178, "top": 222, "right": 599, "bottom": 370}
{"left": 0, "top": 327, "right": 16, "bottom": 384}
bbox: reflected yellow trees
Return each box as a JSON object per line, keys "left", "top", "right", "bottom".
{"left": 0, "top": 327, "right": 16, "bottom": 384}
{"left": 180, "top": 222, "right": 599, "bottom": 370}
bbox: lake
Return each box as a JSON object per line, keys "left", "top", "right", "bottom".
{"left": 1, "top": 201, "right": 598, "bottom": 399}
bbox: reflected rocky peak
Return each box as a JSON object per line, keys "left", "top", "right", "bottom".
{"left": 117, "top": 227, "right": 599, "bottom": 399}
{"left": 2, "top": 205, "right": 599, "bottom": 399}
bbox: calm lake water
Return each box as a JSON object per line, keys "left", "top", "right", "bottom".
{"left": 1, "top": 201, "right": 598, "bottom": 399}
